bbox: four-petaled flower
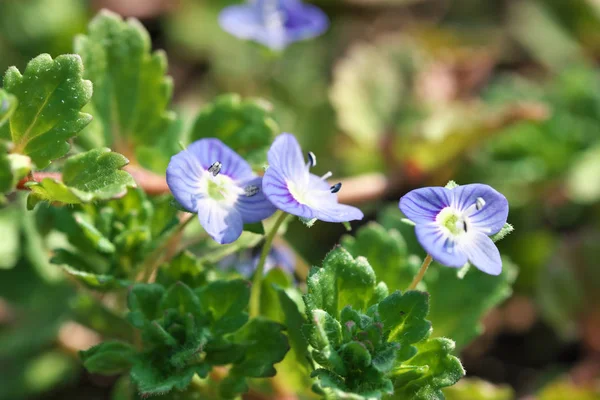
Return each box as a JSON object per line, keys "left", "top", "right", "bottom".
{"left": 263, "top": 133, "right": 364, "bottom": 223}
{"left": 219, "top": 0, "right": 329, "bottom": 50}
{"left": 166, "top": 139, "right": 276, "bottom": 244}
{"left": 399, "top": 184, "right": 509, "bottom": 275}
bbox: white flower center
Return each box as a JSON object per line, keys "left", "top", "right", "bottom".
{"left": 436, "top": 196, "right": 489, "bottom": 238}
{"left": 200, "top": 171, "right": 243, "bottom": 207}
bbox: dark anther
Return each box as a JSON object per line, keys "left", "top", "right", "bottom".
{"left": 208, "top": 161, "right": 222, "bottom": 176}
{"left": 244, "top": 185, "right": 259, "bottom": 197}
{"left": 330, "top": 182, "right": 342, "bottom": 193}
{"left": 463, "top": 221, "right": 468, "bottom": 232}
{"left": 307, "top": 151, "right": 317, "bottom": 167}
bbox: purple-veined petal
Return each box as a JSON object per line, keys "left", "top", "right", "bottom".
{"left": 313, "top": 203, "right": 364, "bottom": 223}
{"left": 415, "top": 224, "right": 467, "bottom": 268}
{"left": 235, "top": 177, "right": 277, "bottom": 223}
{"left": 399, "top": 187, "right": 452, "bottom": 224}
{"left": 459, "top": 232, "right": 502, "bottom": 275}
{"left": 186, "top": 139, "right": 254, "bottom": 183}
{"left": 262, "top": 169, "right": 316, "bottom": 219}
{"left": 197, "top": 198, "right": 244, "bottom": 244}
{"left": 267, "top": 133, "right": 308, "bottom": 184}
{"left": 166, "top": 150, "right": 205, "bottom": 213}
{"left": 452, "top": 184, "right": 508, "bottom": 235}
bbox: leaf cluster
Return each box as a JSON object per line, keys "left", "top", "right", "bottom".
{"left": 303, "top": 247, "right": 464, "bottom": 399}
{"left": 80, "top": 280, "right": 289, "bottom": 398}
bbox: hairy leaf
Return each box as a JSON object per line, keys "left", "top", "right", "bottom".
{"left": 80, "top": 341, "right": 136, "bottom": 375}
{"left": 3, "top": 53, "right": 92, "bottom": 168}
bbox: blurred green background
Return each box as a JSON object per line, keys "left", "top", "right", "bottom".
{"left": 1, "top": 0, "right": 600, "bottom": 399}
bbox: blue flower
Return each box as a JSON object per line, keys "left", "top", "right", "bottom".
{"left": 166, "top": 139, "right": 277, "bottom": 244}
{"left": 219, "top": 0, "right": 329, "bottom": 50}
{"left": 263, "top": 133, "right": 364, "bottom": 223}
{"left": 399, "top": 184, "right": 509, "bottom": 275}
{"left": 219, "top": 242, "right": 296, "bottom": 278}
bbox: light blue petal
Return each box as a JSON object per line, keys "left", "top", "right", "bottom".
{"left": 267, "top": 133, "right": 308, "bottom": 183}
{"left": 281, "top": 0, "right": 329, "bottom": 42}
{"left": 313, "top": 203, "right": 364, "bottom": 223}
{"left": 197, "top": 199, "right": 244, "bottom": 245}
{"left": 415, "top": 223, "right": 467, "bottom": 268}
{"left": 235, "top": 176, "right": 277, "bottom": 223}
{"left": 166, "top": 149, "right": 205, "bottom": 213}
{"left": 219, "top": 5, "right": 262, "bottom": 39}
{"left": 399, "top": 187, "right": 452, "bottom": 224}
{"left": 459, "top": 232, "right": 502, "bottom": 275}
{"left": 452, "top": 184, "right": 508, "bottom": 235}
{"left": 262, "top": 169, "right": 316, "bottom": 219}
{"left": 186, "top": 139, "right": 254, "bottom": 182}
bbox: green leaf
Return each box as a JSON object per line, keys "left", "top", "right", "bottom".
{"left": 26, "top": 148, "right": 135, "bottom": 208}
{"left": 80, "top": 341, "right": 136, "bottom": 375}
{"left": 189, "top": 94, "right": 279, "bottom": 169}
{"left": 392, "top": 338, "right": 464, "bottom": 400}
{"left": 196, "top": 279, "right": 250, "bottom": 335}
{"left": 228, "top": 317, "right": 289, "bottom": 378}
{"left": 342, "top": 222, "right": 421, "bottom": 293}
{"left": 127, "top": 283, "right": 165, "bottom": 328}
{"left": 75, "top": 10, "right": 177, "bottom": 170}
{"left": 3, "top": 53, "right": 92, "bottom": 168}
{"left": 0, "top": 152, "right": 31, "bottom": 194}
{"left": 156, "top": 251, "right": 207, "bottom": 289}
{"left": 160, "top": 282, "right": 202, "bottom": 317}
{"left": 425, "top": 258, "right": 517, "bottom": 351}
{"left": 377, "top": 291, "right": 432, "bottom": 361}
{"left": 305, "top": 247, "right": 377, "bottom": 318}
{"left": 130, "top": 358, "right": 197, "bottom": 397}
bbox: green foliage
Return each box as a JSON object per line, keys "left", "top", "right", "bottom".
{"left": 81, "top": 281, "right": 289, "bottom": 398}
{"left": 74, "top": 10, "right": 177, "bottom": 171}
{"left": 48, "top": 189, "right": 178, "bottom": 290}
{"left": 2, "top": 53, "right": 92, "bottom": 168}
{"left": 304, "top": 247, "right": 464, "bottom": 399}
{"left": 26, "top": 148, "right": 135, "bottom": 208}
{"left": 189, "top": 94, "right": 279, "bottom": 169}
{"left": 342, "top": 222, "right": 421, "bottom": 293}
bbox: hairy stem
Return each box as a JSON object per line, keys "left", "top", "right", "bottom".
{"left": 249, "top": 211, "right": 288, "bottom": 318}
{"left": 407, "top": 254, "right": 433, "bottom": 290}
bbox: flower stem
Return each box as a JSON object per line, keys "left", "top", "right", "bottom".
{"left": 407, "top": 254, "right": 433, "bottom": 291}
{"left": 138, "top": 214, "right": 195, "bottom": 282}
{"left": 249, "top": 210, "right": 288, "bottom": 318}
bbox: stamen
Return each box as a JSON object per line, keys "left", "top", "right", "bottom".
{"left": 307, "top": 151, "right": 317, "bottom": 167}
{"left": 244, "top": 185, "right": 259, "bottom": 197}
{"left": 208, "top": 161, "right": 222, "bottom": 177}
{"left": 330, "top": 182, "right": 342, "bottom": 193}
{"left": 476, "top": 197, "right": 486, "bottom": 210}
{"left": 463, "top": 220, "right": 468, "bottom": 232}
{"left": 321, "top": 171, "right": 333, "bottom": 180}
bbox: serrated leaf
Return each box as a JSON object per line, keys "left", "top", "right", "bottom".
{"left": 75, "top": 10, "right": 178, "bottom": 170}
{"left": 196, "top": 279, "right": 250, "bottom": 335}
{"left": 26, "top": 148, "right": 135, "bottom": 208}
{"left": 392, "top": 338, "right": 464, "bottom": 400}
{"left": 160, "top": 282, "right": 202, "bottom": 317}
{"left": 130, "top": 357, "right": 197, "bottom": 397}
{"left": 228, "top": 317, "right": 289, "bottom": 378}
{"left": 305, "top": 247, "right": 377, "bottom": 319}
{"left": 3, "top": 53, "right": 92, "bottom": 168}
{"left": 342, "top": 222, "right": 420, "bottom": 294}
{"left": 80, "top": 341, "right": 136, "bottom": 375}
{"left": 377, "top": 291, "right": 432, "bottom": 360}
{"left": 127, "top": 283, "right": 165, "bottom": 328}
{"left": 189, "top": 94, "right": 279, "bottom": 169}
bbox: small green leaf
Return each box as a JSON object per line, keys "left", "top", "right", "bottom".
{"left": 305, "top": 247, "right": 377, "bottom": 318}
{"left": 80, "top": 341, "right": 136, "bottom": 375}
{"left": 130, "top": 358, "right": 196, "bottom": 397}
{"left": 26, "top": 148, "right": 135, "bottom": 208}
{"left": 377, "top": 291, "right": 432, "bottom": 361}
{"left": 75, "top": 10, "right": 178, "bottom": 171}
{"left": 127, "top": 283, "right": 165, "bottom": 328}
{"left": 196, "top": 279, "right": 250, "bottom": 335}
{"left": 228, "top": 317, "right": 289, "bottom": 378}
{"left": 342, "top": 222, "right": 420, "bottom": 294}
{"left": 189, "top": 94, "right": 279, "bottom": 169}
{"left": 392, "top": 338, "right": 465, "bottom": 400}
{"left": 156, "top": 251, "right": 207, "bottom": 289}
{"left": 160, "top": 282, "right": 202, "bottom": 316}
{"left": 3, "top": 53, "right": 92, "bottom": 168}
